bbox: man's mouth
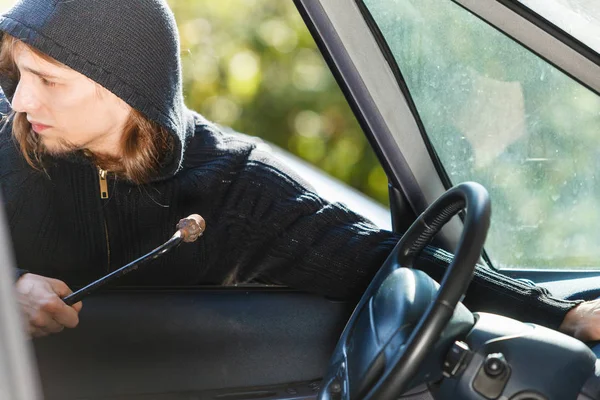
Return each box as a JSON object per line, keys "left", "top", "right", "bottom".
{"left": 29, "top": 121, "right": 52, "bottom": 134}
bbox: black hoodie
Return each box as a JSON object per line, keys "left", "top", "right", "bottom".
{"left": 0, "top": 0, "right": 580, "bottom": 329}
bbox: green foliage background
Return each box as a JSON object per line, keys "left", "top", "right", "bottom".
{"left": 169, "top": 0, "right": 389, "bottom": 205}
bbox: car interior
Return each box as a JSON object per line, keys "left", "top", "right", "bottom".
{"left": 2, "top": 0, "right": 600, "bottom": 399}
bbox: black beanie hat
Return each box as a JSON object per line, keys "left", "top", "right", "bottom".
{"left": 0, "top": 0, "right": 194, "bottom": 179}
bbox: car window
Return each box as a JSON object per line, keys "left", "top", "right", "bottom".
{"left": 361, "top": 0, "right": 600, "bottom": 270}
{"left": 519, "top": 0, "right": 600, "bottom": 54}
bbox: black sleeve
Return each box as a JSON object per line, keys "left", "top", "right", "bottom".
{"left": 215, "top": 145, "right": 579, "bottom": 330}
{"left": 414, "top": 246, "right": 581, "bottom": 331}
{"left": 209, "top": 145, "right": 397, "bottom": 300}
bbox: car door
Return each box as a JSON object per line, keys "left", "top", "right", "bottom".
{"left": 295, "top": 0, "right": 600, "bottom": 325}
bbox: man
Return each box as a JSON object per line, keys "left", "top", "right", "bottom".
{"left": 0, "top": 0, "right": 597, "bottom": 341}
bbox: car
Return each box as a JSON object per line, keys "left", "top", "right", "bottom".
{"left": 1, "top": 0, "right": 600, "bottom": 399}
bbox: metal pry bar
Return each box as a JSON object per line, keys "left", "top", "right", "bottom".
{"left": 63, "top": 214, "right": 206, "bottom": 306}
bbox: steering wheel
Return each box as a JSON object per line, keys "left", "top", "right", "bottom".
{"left": 318, "top": 182, "right": 491, "bottom": 400}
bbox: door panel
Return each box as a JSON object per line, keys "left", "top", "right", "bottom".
{"left": 32, "top": 289, "right": 353, "bottom": 400}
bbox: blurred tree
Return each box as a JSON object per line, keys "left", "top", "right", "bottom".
{"left": 168, "top": 0, "right": 389, "bottom": 205}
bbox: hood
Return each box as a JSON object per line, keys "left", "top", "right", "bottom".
{"left": 0, "top": 0, "right": 192, "bottom": 180}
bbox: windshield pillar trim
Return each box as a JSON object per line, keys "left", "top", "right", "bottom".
{"left": 453, "top": 0, "right": 600, "bottom": 95}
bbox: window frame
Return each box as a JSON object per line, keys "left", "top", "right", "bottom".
{"left": 452, "top": 0, "right": 600, "bottom": 94}
{"left": 294, "top": 0, "right": 465, "bottom": 255}
{"left": 501, "top": 0, "right": 600, "bottom": 66}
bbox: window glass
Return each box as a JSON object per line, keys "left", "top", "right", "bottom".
{"left": 363, "top": 0, "right": 600, "bottom": 269}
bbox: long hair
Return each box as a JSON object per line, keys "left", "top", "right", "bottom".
{"left": 0, "top": 33, "right": 173, "bottom": 184}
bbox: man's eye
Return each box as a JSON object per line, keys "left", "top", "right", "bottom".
{"left": 40, "top": 77, "right": 56, "bottom": 87}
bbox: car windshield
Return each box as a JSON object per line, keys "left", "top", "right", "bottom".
{"left": 362, "top": 0, "right": 600, "bottom": 270}
{"left": 518, "top": 0, "right": 600, "bottom": 54}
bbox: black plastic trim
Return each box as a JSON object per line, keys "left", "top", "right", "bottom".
{"left": 77, "top": 284, "right": 293, "bottom": 293}
{"left": 503, "top": 269, "right": 600, "bottom": 283}
{"left": 389, "top": 183, "right": 416, "bottom": 234}
{"left": 354, "top": 1, "right": 455, "bottom": 194}
{"left": 355, "top": 2, "right": 496, "bottom": 267}
{"left": 498, "top": 0, "right": 600, "bottom": 67}
{"left": 449, "top": 0, "right": 600, "bottom": 96}
{"left": 35, "top": 290, "right": 352, "bottom": 399}
{"left": 293, "top": 0, "right": 427, "bottom": 225}
{"left": 57, "top": 380, "right": 323, "bottom": 400}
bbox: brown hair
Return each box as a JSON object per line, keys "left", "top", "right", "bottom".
{"left": 0, "top": 34, "right": 173, "bottom": 184}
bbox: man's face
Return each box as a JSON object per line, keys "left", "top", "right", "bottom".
{"left": 10, "top": 43, "right": 131, "bottom": 156}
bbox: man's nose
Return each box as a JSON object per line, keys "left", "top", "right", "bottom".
{"left": 11, "top": 79, "right": 41, "bottom": 113}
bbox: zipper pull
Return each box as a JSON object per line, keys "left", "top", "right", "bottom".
{"left": 98, "top": 168, "right": 109, "bottom": 199}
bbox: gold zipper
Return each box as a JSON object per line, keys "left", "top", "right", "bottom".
{"left": 98, "top": 168, "right": 109, "bottom": 199}
{"left": 97, "top": 166, "right": 111, "bottom": 271}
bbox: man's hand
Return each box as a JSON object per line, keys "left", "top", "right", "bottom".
{"left": 15, "top": 273, "right": 83, "bottom": 338}
{"left": 559, "top": 300, "right": 600, "bottom": 342}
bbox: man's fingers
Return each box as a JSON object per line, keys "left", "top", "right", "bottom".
{"left": 45, "top": 302, "right": 79, "bottom": 329}
{"left": 71, "top": 301, "right": 83, "bottom": 313}
{"left": 48, "top": 278, "right": 73, "bottom": 298}
{"left": 54, "top": 306, "right": 79, "bottom": 329}
{"left": 47, "top": 278, "right": 82, "bottom": 316}
{"left": 15, "top": 274, "right": 81, "bottom": 337}
{"left": 40, "top": 296, "right": 80, "bottom": 328}
{"left": 29, "top": 311, "right": 64, "bottom": 333}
